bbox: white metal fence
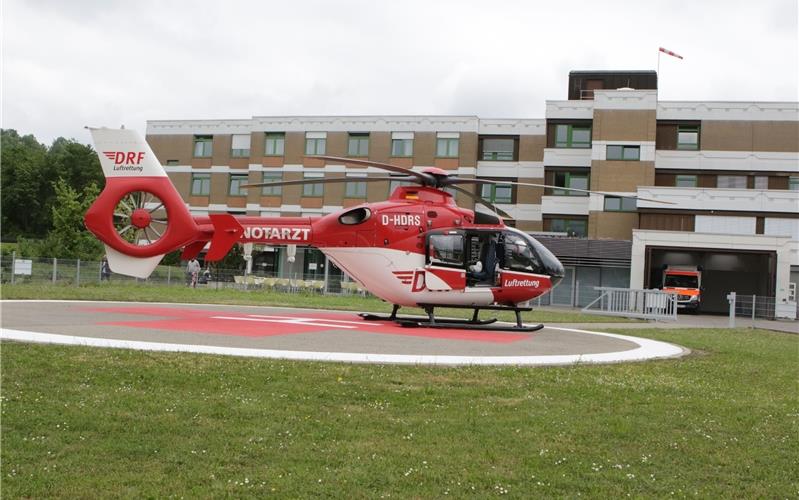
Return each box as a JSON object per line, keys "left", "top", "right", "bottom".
{"left": 581, "top": 286, "right": 678, "bottom": 321}
{"left": 725, "top": 292, "right": 798, "bottom": 326}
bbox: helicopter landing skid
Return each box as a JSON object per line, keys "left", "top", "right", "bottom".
{"left": 358, "top": 304, "right": 544, "bottom": 332}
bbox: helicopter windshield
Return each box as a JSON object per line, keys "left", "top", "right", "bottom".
{"left": 501, "top": 228, "right": 565, "bottom": 285}
{"left": 503, "top": 233, "right": 540, "bottom": 272}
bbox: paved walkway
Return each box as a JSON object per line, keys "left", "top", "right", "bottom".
{"left": 537, "top": 307, "right": 797, "bottom": 334}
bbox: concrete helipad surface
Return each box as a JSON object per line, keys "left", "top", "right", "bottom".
{"left": 0, "top": 300, "right": 687, "bottom": 365}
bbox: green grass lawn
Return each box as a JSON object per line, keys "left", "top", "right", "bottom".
{"left": 0, "top": 282, "right": 637, "bottom": 324}
{"left": 1, "top": 328, "right": 797, "bottom": 498}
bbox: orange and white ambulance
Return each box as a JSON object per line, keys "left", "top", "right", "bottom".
{"left": 662, "top": 266, "right": 702, "bottom": 312}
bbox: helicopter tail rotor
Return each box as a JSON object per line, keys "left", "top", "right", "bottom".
{"left": 84, "top": 128, "right": 202, "bottom": 278}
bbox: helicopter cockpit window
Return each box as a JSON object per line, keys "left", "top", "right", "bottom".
{"left": 502, "top": 233, "right": 541, "bottom": 273}
{"left": 428, "top": 234, "right": 464, "bottom": 266}
{"left": 338, "top": 207, "right": 371, "bottom": 225}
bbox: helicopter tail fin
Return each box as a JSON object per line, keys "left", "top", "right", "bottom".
{"left": 84, "top": 127, "right": 201, "bottom": 278}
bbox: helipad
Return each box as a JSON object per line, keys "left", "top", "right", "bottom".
{"left": 0, "top": 300, "right": 687, "bottom": 365}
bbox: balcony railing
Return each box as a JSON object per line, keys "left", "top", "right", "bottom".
{"left": 636, "top": 186, "right": 799, "bottom": 213}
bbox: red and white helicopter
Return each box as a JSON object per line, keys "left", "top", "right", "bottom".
{"left": 85, "top": 127, "right": 658, "bottom": 332}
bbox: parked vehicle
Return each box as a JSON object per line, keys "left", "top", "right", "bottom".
{"left": 662, "top": 266, "right": 702, "bottom": 312}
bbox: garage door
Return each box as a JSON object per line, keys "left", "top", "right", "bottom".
{"left": 645, "top": 248, "right": 776, "bottom": 313}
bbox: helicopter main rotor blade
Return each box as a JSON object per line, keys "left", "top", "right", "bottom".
{"left": 241, "top": 175, "right": 416, "bottom": 189}
{"left": 448, "top": 185, "right": 514, "bottom": 220}
{"left": 444, "top": 178, "right": 675, "bottom": 204}
{"left": 306, "top": 155, "right": 436, "bottom": 185}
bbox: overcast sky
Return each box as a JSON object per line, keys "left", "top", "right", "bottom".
{"left": 3, "top": 0, "right": 797, "bottom": 145}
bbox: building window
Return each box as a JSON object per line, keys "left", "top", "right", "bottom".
{"left": 606, "top": 145, "right": 640, "bottom": 161}
{"left": 717, "top": 175, "right": 747, "bottom": 189}
{"left": 193, "top": 135, "right": 213, "bottom": 157}
{"left": 389, "top": 179, "right": 412, "bottom": 195}
{"left": 230, "top": 134, "right": 251, "bottom": 158}
{"left": 554, "top": 124, "right": 591, "bottom": 148}
{"left": 480, "top": 182, "right": 514, "bottom": 204}
{"left": 190, "top": 173, "right": 210, "bottom": 196}
{"left": 305, "top": 134, "right": 326, "bottom": 155}
{"left": 549, "top": 218, "right": 588, "bottom": 237}
{"left": 303, "top": 173, "right": 324, "bottom": 197}
{"left": 436, "top": 135, "right": 459, "bottom": 157}
{"left": 347, "top": 133, "right": 369, "bottom": 157}
{"left": 481, "top": 138, "right": 515, "bottom": 161}
{"left": 166, "top": 159, "right": 179, "bottom": 166}
{"left": 391, "top": 138, "right": 413, "bottom": 157}
{"left": 265, "top": 133, "right": 285, "bottom": 156}
{"left": 754, "top": 176, "right": 769, "bottom": 190}
{"left": 603, "top": 196, "right": 637, "bottom": 212}
{"left": 677, "top": 125, "right": 699, "bottom": 150}
{"left": 344, "top": 173, "right": 367, "bottom": 198}
{"left": 789, "top": 176, "right": 799, "bottom": 191}
{"left": 261, "top": 172, "right": 282, "bottom": 196}
{"left": 229, "top": 174, "right": 249, "bottom": 196}
{"left": 552, "top": 171, "right": 589, "bottom": 196}
{"left": 675, "top": 174, "right": 698, "bottom": 187}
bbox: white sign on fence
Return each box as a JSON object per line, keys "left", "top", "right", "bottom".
{"left": 14, "top": 259, "right": 32, "bottom": 275}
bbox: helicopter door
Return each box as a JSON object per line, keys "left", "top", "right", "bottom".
{"left": 424, "top": 232, "right": 466, "bottom": 291}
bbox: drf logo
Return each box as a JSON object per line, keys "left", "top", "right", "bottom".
{"left": 104, "top": 151, "right": 145, "bottom": 164}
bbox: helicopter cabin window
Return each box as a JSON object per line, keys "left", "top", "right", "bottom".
{"left": 230, "top": 134, "right": 251, "bottom": 158}
{"left": 502, "top": 232, "right": 541, "bottom": 273}
{"left": 305, "top": 132, "right": 327, "bottom": 155}
{"left": 193, "top": 135, "right": 213, "bottom": 157}
{"left": 428, "top": 234, "right": 464, "bottom": 266}
{"left": 347, "top": 133, "right": 369, "bottom": 157}
{"left": 436, "top": 133, "right": 459, "bottom": 158}
{"left": 391, "top": 132, "right": 414, "bottom": 157}
{"left": 264, "top": 133, "right": 285, "bottom": 156}
{"left": 303, "top": 172, "right": 324, "bottom": 197}
{"left": 261, "top": 171, "right": 282, "bottom": 196}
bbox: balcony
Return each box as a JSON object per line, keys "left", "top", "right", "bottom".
{"left": 655, "top": 149, "right": 799, "bottom": 172}
{"left": 636, "top": 186, "right": 799, "bottom": 213}
{"left": 541, "top": 195, "right": 590, "bottom": 215}
{"left": 543, "top": 147, "right": 592, "bottom": 167}
{"left": 545, "top": 100, "right": 594, "bottom": 120}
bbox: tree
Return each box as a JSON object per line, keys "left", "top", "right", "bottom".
{"left": 1, "top": 130, "right": 49, "bottom": 238}
{"left": 35, "top": 179, "right": 103, "bottom": 260}
{"left": 1, "top": 129, "right": 104, "bottom": 241}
